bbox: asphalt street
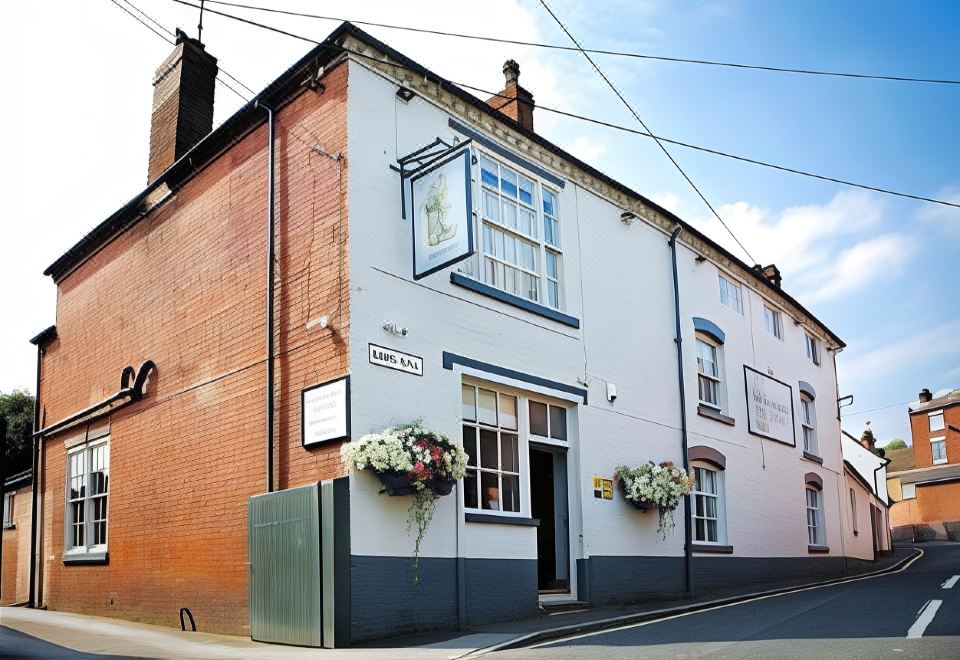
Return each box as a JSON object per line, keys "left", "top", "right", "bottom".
{"left": 503, "top": 543, "right": 960, "bottom": 659}
{"left": 0, "top": 624, "right": 125, "bottom": 659}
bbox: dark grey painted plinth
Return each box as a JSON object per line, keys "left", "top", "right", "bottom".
{"left": 350, "top": 556, "right": 538, "bottom": 641}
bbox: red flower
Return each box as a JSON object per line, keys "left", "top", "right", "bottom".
{"left": 430, "top": 447, "right": 443, "bottom": 462}
{"left": 413, "top": 461, "right": 425, "bottom": 474}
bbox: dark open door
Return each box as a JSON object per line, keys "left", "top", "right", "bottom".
{"left": 530, "top": 445, "right": 570, "bottom": 592}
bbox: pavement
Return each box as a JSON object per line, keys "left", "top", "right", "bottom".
{"left": 0, "top": 545, "right": 938, "bottom": 659}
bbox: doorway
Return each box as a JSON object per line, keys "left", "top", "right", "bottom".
{"left": 529, "top": 444, "right": 570, "bottom": 593}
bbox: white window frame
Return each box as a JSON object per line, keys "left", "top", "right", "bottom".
{"left": 718, "top": 274, "right": 744, "bottom": 314}
{"left": 64, "top": 436, "right": 110, "bottom": 558}
{"left": 849, "top": 488, "right": 858, "bottom": 534}
{"left": 805, "top": 333, "right": 821, "bottom": 366}
{"left": 801, "top": 395, "right": 818, "bottom": 456}
{"left": 763, "top": 305, "right": 783, "bottom": 339}
{"left": 806, "top": 487, "right": 825, "bottom": 546}
{"left": 929, "top": 411, "right": 945, "bottom": 432}
{"left": 2, "top": 491, "right": 13, "bottom": 529}
{"left": 901, "top": 483, "right": 917, "bottom": 500}
{"left": 696, "top": 335, "right": 725, "bottom": 412}
{"left": 692, "top": 463, "right": 726, "bottom": 545}
{"left": 931, "top": 436, "right": 947, "bottom": 465}
{"left": 466, "top": 150, "right": 565, "bottom": 311}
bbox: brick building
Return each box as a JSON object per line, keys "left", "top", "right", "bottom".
{"left": 2, "top": 470, "right": 33, "bottom": 605}
{"left": 24, "top": 23, "right": 880, "bottom": 646}
{"left": 888, "top": 387, "right": 960, "bottom": 541}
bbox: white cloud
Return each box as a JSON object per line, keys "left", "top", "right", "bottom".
{"left": 798, "top": 233, "right": 915, "bottom": 303}
{"left": 563, "top": 135, "right": 609, "bottom": 164}
{"left": 918, "top": 184, "right": 960, "bottom": 236}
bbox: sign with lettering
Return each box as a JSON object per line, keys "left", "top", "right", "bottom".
{"left": 368, "top": 344, "right": 423, "bottom": 377}
{"left": 744, "top": 366, "right": 795, "bottom": 446}
{"left": 410, "top": 149, "right": 474, "bottom": 280}
{"left": 592, "top": 476, "right": 614, "bottom": 500}
{"left": 301, "top": 376, "right": 350, "bottom": 447}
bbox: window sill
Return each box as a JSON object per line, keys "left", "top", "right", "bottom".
{"left": 465, "top": 513, "right": 540, "bottom": 527}
{"left": 450, "top": 273, "right": 580, "bottom": 328}
{"left": 802, "top": 451, "right": 824, "bottom": 464}
{"left": 697, "top": 404, "right": 736, "bottom": 426}
{"left": 691, "top": 543, "right": 733, "bottom": 554}
{"left": 807, "top": 545, "right": 830, "bottom": 554}
{"left": 933, "top": 459, "right": 948, "bottom": 465}
{"left": 2, "top": 524, "right": 14, "bottom": 531}
{"left": 62, "top": 551, "right": 108, "bottom": 565}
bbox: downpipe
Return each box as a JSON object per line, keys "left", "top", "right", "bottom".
{"left": 257, "top": 100, "right": 276, "bottom": 493}
{"left": 668, "top": 225, "right": 694, "bottom": 596}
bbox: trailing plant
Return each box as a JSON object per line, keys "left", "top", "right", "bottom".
{"left": 615, "top": 461, "right": 694, "bottom": 537}
{"left": 341, "top": 422, "right": 468, "bottom": 582}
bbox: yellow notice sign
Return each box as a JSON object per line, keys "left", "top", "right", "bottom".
{"left": 593, "top": 476, "right": 614, "bottom": 500}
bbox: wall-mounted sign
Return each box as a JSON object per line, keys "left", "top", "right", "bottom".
{"left": 592, "top": 476, "right": 614, "bottom": 500}
{"left": 744, "top": 366, "right": 795, "bottom": 446}
{"left": 301, "top": 375, "right": 350, "bottom": 447}
{"left": 368, "top": 344, "right": 423, "bottom": 377}
{"left": 410, "top": 149, "right": 474, "bottom": 280}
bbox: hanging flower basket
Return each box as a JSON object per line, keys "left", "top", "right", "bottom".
{"left": 615, "top": 462, "right": 694, "bottom": 537}
{"left": 341, "top": 422, "right": 468, "bottom": 582}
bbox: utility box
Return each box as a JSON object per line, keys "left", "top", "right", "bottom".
{"left": 248, "top": 479, "right": 350, "bottom": 648}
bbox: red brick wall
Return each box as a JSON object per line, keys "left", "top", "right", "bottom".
{"left": 916, "top": 481, "right": 960, "bottom": 523}
{"left": 37, "top": 62, "right": 350, "bottom": 635}
{"left": 1, "top": 485, "right": 33, "bottom": 604}
{"left": 910, "top": 404, "right": 960, "bottom": 468}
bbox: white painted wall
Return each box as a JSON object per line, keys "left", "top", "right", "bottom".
{"left": 344, "top": 58, "right": 856, "bottom": 571}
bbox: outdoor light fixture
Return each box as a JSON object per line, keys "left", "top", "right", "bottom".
{"left": 695, "top": 255, "right": 707, "bottom": 263}
{"left": 620, "top": 211, "right": 637, "bottom": 224}
{"left": 305, "top": 315, "right": 330, "bottom": 330}
{"left": 383, "top": 320, "right": 409, "bottom": 336}
{"left": 396, "top": 86, "right": 416, "bottom": 102}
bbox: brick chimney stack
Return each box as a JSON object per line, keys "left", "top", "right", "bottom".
{"left": 919, "top": 388, "right": 933, "bottom": 403}
{"left": 860, "top": 424, "right": 876, "bottom": 451}
{"left": 148, "top": 29, "right": 218, "bottom": 183}
{"left": 486, "top": 60, "right": 535, "bottom": 131}
{"left": 754, "top": 263, "right": 782, "bottom": 288}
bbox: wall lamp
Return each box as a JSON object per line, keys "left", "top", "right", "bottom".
{"left": 383, "top": 320, "right": 409, "bottom": 336}
{"left": 396, "top": 86, "right": 416, "bottom": 102}
{"left": 694, "top": 255, "right": 707, "bottom": 263}
{"left": 620, "top": 211, "right": 637, "bottom": 224}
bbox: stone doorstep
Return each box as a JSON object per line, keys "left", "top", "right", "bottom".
{"left": 456, "top": 548, "right": 921, "bottom": 657}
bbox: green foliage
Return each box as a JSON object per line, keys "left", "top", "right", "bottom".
{"left": 1, "top": 389, "right": 35, "bottom": 475}
{"left": 884, "top": 438, "right": 908, "bottom": 451}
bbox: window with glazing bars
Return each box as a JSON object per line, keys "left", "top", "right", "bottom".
{"left": 66, "top": 440, "right": 109, "bottom": 551}
{"left": 806, "top": 487, "right": 822, "bottom": 545}
{"left": 801, "top": 397, "right": 818, "bottom": 455}
{"left": 696, "top": 338, "right": 722, "bottom": 409}
{"left": 461, "top": 384, "right": 521, "bottom": 512}
{"left": 473, "top": 153, "right": 563, "bottom": 309}
{"left": 693, "top": 466, "right": 721, "bottom": 543}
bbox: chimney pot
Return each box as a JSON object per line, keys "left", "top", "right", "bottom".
{"left": 486, "top": 59, "right": 535, "bottom": 132}
{"left": 860, "top": 424, "right": 876, "bottom": 450}
{"left": 919, "top": 388, "right": 933, "bottom": 403}
{"left": 147, "top": 29, "right": 218, "bottom": 183}
{"left": 754, "top": 263, "right": 782, "bottom": 288}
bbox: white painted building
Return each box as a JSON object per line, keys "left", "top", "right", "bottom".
{"left": 328, "top": 26, "right": 876, "bottom": 639}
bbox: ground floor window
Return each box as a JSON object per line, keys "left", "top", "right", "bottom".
{"left": 692, "top": 465, "right": 725, "bottom": 544}
{"left": 65, "top": 437, "right": 110, "bottom": 554}
{"left": 2, "top": 492, "right": 13, "bottom": 528}
{"left": 806, "top": 487, "right": 824, "bottom": 546}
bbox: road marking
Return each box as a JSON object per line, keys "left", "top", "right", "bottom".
{"left": 907, "top": 599, "right": 942, "bottom": 639}
{"left": 941, "top": 575, "right": 959, "bottom": 589}
{"left": 482, "top": 549, "right": 927, "bottom": 654}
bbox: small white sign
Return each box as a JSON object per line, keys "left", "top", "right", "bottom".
{"left": 302, "top": 376, "right": 350, "bottom": 447}
{"left": 744, "top": 366, "right": 795, "bottom": 446}
{"left": 369, "top": 344, "right": 423, "bottom": 376}
{"left": 410, "top": 149, "right": 474, "bottom": 280}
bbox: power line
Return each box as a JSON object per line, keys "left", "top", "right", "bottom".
{"left": 120, "top": 0, "right": 174, "bottom": 37}
{"left": 201, "top": 0, "right": 960, "bottom": 87}
{"left": 842, "top": 400, "right": 912, "bottom": 417}
{"left": 110, "top": 0, "right": 173, "bottom": 44}
{"left": 170, "top": 0, "right": 960, "bottom": 211}
{"left": 536, "top": 0, "right": 756, "bottom": 262}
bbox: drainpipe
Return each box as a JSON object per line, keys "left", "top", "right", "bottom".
{"left": 258, "top": 100, "right": 276, "bottom": 493}
{"left": 668, "top": 225, "right": 694, "bottom": 597}
{"left": 28, "top": 342, "right": 44, "bottom": 607}
{"left": 0, "top": 418, "right": 6, "bottom": 601}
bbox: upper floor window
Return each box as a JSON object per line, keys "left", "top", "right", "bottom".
{"left": 764, "top": 305, "right": 783, "bottom": 339}
{"left": 2, "top": 492, "right": 13, "bottom": 529}
{"left": 719, "top": 275, "right": 743, "bottom": 314}
{"left": 805, "top": 334, "right": 821, "bottom": 366}
{"left": 692, "top": 464, "right": 726, "bottom": 544}
{"left": 801, "top": 395, "right": 818, "bottom": 456}
{"left": 474, "top": 153, "right": 563, "bottom": 309}
{"left": 65, "top": 437, "right": 110, "bottom": 556}
{"left": 901, "top": 483, "right": 917, "bottom": 500}
{"left": 929, "top": 412, "right": 945, "bottom": 432}
{"left": 806, "top": 487, "right": 825, "bottom": 546}
{"left": 696, "top": 336, "right": 724, "bottom": 411}
{"left": 931, "top": 436, "right": 947, "bottom": 465}
{"left": 849, "top": 488, "right": 858, "bottom": 534}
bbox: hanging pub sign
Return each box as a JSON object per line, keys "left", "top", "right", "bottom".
{"left": 744, "top": 366, "right": 795, "bottom": 446}
{"left": 301, "top": 375, "right": 350, "bottom": 447}
{"left": 410, "top": 148, "right": 474, "bottom": 280}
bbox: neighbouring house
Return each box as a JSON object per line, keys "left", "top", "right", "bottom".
{"left": 24, "top": 23, "right": 876, "bottom": 647}
{"left": 887, "top": 388, "right": 960, "bottom": 541}
{"left": 2, "top": 469, "right": 33, "bottom": 605}
{"left": 840, "top": 430, "right": 891, "bottom": 557}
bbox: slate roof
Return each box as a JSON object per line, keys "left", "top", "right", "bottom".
{"left": 885, "top": 447, "right": 916, "bottom": 473}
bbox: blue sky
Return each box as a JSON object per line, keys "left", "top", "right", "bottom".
{"left": 1, "top": 0, "right": 957, "bottom": 444}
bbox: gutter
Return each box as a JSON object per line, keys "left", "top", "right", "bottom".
{"left": 667, "top": 225, "right": 693, "bottom": 596}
